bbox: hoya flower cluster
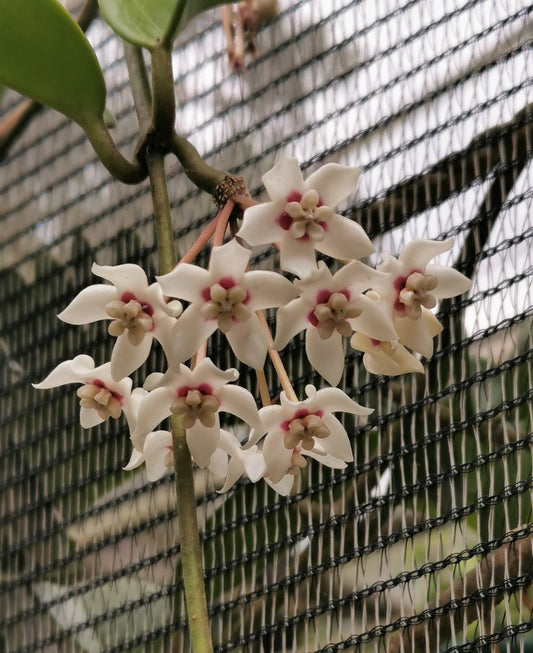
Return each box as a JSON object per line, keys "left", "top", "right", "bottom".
{"left": 34, "top": 158, "right": 471, "bottom": 495}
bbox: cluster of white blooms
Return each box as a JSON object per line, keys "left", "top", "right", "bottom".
{"left": 34, "top": 158, "right": 471, "bottom": 495}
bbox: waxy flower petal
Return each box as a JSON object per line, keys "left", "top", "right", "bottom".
{"left": 394, "top": 308, "right": 443, "bottom": 359}
{"left": 376, "top": 239, "right": 472, "bottom": 357}
{"left": 157, "top": 240, "right": 296, "bottom": 368}
{"left": 58, "top": 263, "right": 181, "bottom": 381}
{"left": 237, "top": 157, "right": 373, "bottom": 277}
{"left": 124, "top": 431, "right": 173, "bottom": 482}
{"left": 378, "top": 239, "right": 472, "bottom": 317}
{"left": 125, "top": 428, "right": 251, "bottom": 486}
{"left": 250, "top": 384, "right": 370, "bottom": 484}
{"left": 33, "top": 355, "right": 135, "bottom": 429}
{"left": 351, "top": 333, "right": 425, "bottom": 376}
{"left": 306, "top": 329, "right": 345, "bottom": 388}
{"left": 143, "top": 430, "right": 174, "bottom": 481}
{"left": 305, "top": 163, "right": 362, "bottom": 207}
{"left": 273, "top": 261, "right": 396, "bottom": 385}
{"left": 132, "top": 358, "right": 264, "bottom": 466}
{"left": 123, "top": 446, "right": 145, "bottom": 472}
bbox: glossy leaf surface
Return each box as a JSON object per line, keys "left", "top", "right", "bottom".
{"left": 98, "top": 0, "right": 229, "bottom": 49}
{"left": 0, "top": 0, "right": 106, "bottom": 127}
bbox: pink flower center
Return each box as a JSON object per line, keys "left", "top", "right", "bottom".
{"left": 176, "top": 383, "right": 213, "bottom": 397}
{"left": 121, "top": 292, "right": 154, "bottom": 317}
{"left": 393, "top": 274, "right": 411, "bottom": 315}
{"left": 77, "top": 379, "right": 123, "bottom": 420}
{"left": 281, "top": 410, "right": 329, "bottom": 451}
{"left": 307, "top": 288, "right": 351, "bottom": 327}
{"left": 201, "top": 277, "right": 252, "bottom": 332}
{"left": 90, "top": 379, "right": 124, "bottom": 402}
{"left": 393, "top": 269, "right": 438, "bottom": 319}
{"left": 280, "top": 409, "right": 323, "bottom": 431}
{"left": 278, "top": 191, "right": 304, "bottom": 231}
{"left": 277, "top": 190, "right": 333, "bottom": 242}
{"left": 105, "top": 293, "right": 155, "bottom": 343}
{"left": 171, "top": 384, "right": 220, "bottom": 429}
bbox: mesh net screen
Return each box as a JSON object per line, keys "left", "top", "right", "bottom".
{"left": 1, "top": 0, "right": 533, "bottom": 651}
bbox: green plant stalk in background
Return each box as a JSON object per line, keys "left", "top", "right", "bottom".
{"left": 0, "top": 0, "right": 238, "bottom": 649}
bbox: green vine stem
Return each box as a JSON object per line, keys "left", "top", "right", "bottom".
{"left": 170, "top": 132, "right": 227, "bottom": 196}
{"left": 123, "top": 43, "right": 152, "bottom": 133}
{"left": 171, "top": 415, "right": 214, "bottom": 653}
{"left": 84, "top": 117, "right": 147, "bottom": 184}
{"left": 146, "top": 151, "right": 176, "bottom": 275}
{"left": 144, "top": 40, "right": 214, "bottom": 646}
{"left": 146, "top": 148, "right": 214, "bottom": 652}
{"left": 151, "top": 45, "right": 176, "bottom": 144}
{"left": 146, "top": 146, "right": 213, "bottom": 651}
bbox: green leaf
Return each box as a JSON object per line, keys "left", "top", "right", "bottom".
{"left": 174, "top": 0, "right": 231, "bottom": 37}
{"left": 98, "top": 0, "right": 175, "bottom": 49}
{"left": 98, "top": 0, "right": 229, "bottom": 49}
{"left": 0, "top": 0, "right": 106, "bottom": 128}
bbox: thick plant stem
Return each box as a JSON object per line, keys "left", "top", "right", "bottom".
{"left": 147, "top": 152, "right": 176, "bottom": 274}
{"left": 84, "top": 118, "right": 147, "bottom": 184}
{"left": 147, "top": 150, "right": 213, "bottom": 652}
{"left": 170, "top": 132, "right": 227, "bottom": 195}
{"left": 171, "top": 415, "right": 214, "bottom": 653}
{"left": 151, "top": 46, "right": 176, "bottom": 144}
{"left": 123, "top": 43, "right": 152, "bottom": 132}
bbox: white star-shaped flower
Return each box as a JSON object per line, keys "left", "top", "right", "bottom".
{"left": 377, "top": 239, "right": 472, "bottom": 357}
{"left": 124, "top": 428, "right": 259, "bottom": 487}
{"left": 207, "top": 433, "right": 266, "bottom": 492}
{"left": 266, "top": 447, "right": 348, "bottom": 496}
{"left": 350, "top": 333, "right": 425, "bottom": 376}
{"left": 124, "top": 430, "right": 173, "bottom": 482}
{"left": 58, "top": 263, "right": 181, "bottom": 381}
{"left": 157, "top": 239, "right": 297, "bottom": 369}
{"left": 32, "top": 354, "right": 139, "bottom": 430}
{"left": 131, "top": 358, "right": 265, "bottom": 468}
{"left": 273, "top": 261, "right": 396, "bottom": 385}
{"left": 248, "top": 384, "right": 372, "bottom": 484}
{"left": 236, "top": 157, "right": 373, "bottom": 277}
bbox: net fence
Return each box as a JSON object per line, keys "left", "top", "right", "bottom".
{"left": 1, "top": 0, "right": 532, "bottom": 651}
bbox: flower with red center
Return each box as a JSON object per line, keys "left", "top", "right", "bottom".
{"left": 131, "top": 357, "right": 265, "bottom": 468}
{"left": 273, "top": 261, "right": 396, "bottom": 385}
{"left": 377, "top": 239, "right": 472, "bottom": 357}
{"left": 32, "top": 354, "right": 138, "bottom": 430}
{"left": 157, "top": 239, "right": 297, "bottom": 369}
{"left": 58, "top": 263, "right": 182, "bottom": 381}
{"left": 248, "top": 384, "right": 372, "bottom": 484}
{"left": 236, "top": 157, "right": 373, "bottom": 277}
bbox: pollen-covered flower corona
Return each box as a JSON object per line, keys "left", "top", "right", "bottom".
{"left": 33, "top": 156, "right": 472, "bottom": 495}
